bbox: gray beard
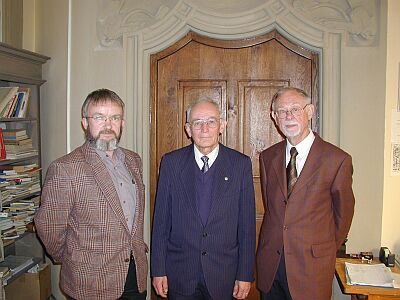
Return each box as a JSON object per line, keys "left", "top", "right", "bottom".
{"left": 86, "top": 127, "right": 121, "bottom": 151}
{"left": 94, "top": 137, "right": 118, "bottom": 151}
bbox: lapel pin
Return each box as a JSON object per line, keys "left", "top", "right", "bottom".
{"left": 224, "top": 177, "right": 228, "bottom": 181}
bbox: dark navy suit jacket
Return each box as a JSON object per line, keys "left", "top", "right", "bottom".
{"left": 151, "top": 143, "right": 256, "bottom": 300}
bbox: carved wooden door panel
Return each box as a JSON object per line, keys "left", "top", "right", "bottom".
{"left": 150, "top": 30, "right": 319, "bottom": 300}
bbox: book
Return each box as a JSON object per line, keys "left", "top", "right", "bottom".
{"left": 3, "top": 138, "right": 32, "bottom": 146}
{"left": 345, "top": 262, "right": 394, "bottom": 287}
{"left": 3, "top": 92, "right": 19, "bottom": 118}
{"left": 16, "top": 87, "right": 30, "bottom": 118}
{"left": 0, "top": 129, "right": 5, "bottom": 159}
{"left": 9, "top": 92, "right": 25, "bottom": 117}
{"left": 0, "top": 163, "right": 39, "bottom": 173}
{"left": 2, "top": 129, "right": 27, "bottom": 137}
{"left": 0, "top": 87, "right": 18, "bottom": 116}
{"left": 3, "top": 134, "right": 29, "bottom": 141}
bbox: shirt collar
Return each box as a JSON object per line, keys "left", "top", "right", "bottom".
{"left": 286, "top": 130, "right": 315, "bottom": 160}
{"left": 95, "top": 146, "right": 125, "bottom": 162}
{"left": 194, "top": 144, "right": 219, "bottom": 168}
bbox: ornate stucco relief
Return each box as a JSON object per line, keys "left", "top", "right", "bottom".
{"left": 96, "top": 0, "right": 178, "bottom": 48}
{"left": 291, "top": 0, "right": 378, "bottom": 46}
{"left": 96, "top": 0, "right": 379, "bottom": 49}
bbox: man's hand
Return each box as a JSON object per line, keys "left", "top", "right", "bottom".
{"left": 233, "top": 280, "right": 251, "bottom": 299}
{"left": 152, "top": 276, "right": 168, "bottom": 298}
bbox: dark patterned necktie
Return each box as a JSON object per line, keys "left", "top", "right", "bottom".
{"left": 286, "top": 147, "right": 298, "bottom": 195}
{"left": 201, "top": 156, "right": 209, "bottom": 173}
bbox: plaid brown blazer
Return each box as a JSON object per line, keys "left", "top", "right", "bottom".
{"left": 35, "top": 142, "right": 147, "bottom": 300}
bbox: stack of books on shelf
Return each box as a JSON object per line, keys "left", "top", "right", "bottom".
{"left": 0, "top": 164, "right": 41, "bottom": 205}
{"left": 0, "top": 216, "right": 16, "bottom": 241}
{"left": 1, "top": 129, "right": 38, "bottom": 159}
{"left": 0, "top": 87, "right": 31, "bottom": 118}
{"left": 0, "top": 196, "right": 39, "bottom": 245}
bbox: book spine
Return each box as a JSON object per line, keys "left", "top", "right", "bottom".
{"left": 0, "top": 129, "right": 6, "bottom": 160}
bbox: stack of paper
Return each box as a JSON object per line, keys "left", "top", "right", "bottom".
{"left": 345, "top": 262, "right": 394, "bottom": 287}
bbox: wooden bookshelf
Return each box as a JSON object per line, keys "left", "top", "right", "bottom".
{"left": 0, "top": 42, "right": 49, "bottom": 291}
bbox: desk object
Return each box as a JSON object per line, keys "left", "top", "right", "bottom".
{"left": 336, "top": 258, "right": 400, "bottom": 300}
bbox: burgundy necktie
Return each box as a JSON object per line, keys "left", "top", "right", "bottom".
{"left": 286, "top": 147, "right": 298, "bottom": 195}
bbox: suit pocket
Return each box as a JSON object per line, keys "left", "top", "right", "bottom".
{"left": 311, "top": 240, "right": 336, "bottom": 258}
{"left": 307, "top": 182, "right": 331, "bottom": 192}
{"left": 70, "top": 248, "right": 108, "bottom": 268}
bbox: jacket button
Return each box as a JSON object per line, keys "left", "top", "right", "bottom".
{"left": 125, "top": 258, "right": 130, "bottom": 262}
{"left": 277, "top": 250, "right": 280, "bottom": 255}
{"left": 202, "top": 251, "right": 207, "bottom": 256}
{"left": 203, "top": 233, "right": 208, "bottom": 237}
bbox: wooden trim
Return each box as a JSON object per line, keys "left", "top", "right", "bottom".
{"left": 1, "top": 0, "right": 23, "bottom": 49}
{"left": 0, "top": 42, "right": 50, "bottom": 85}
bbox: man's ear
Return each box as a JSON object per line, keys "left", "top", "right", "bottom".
{"left": 185, "top": 123, "right": 192, "bottom": 138}
{"left": 306, "top": 104, "right": 315, "bottom": 120}
{"left": 219, "top": 119, "right": 227, "bottom": 134}
{"left": 82, "top": 117, "right": 88, "bottom": 130}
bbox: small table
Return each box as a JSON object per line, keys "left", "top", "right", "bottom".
{"left": 335, "top": 258, "right": 400, "bottom": 300}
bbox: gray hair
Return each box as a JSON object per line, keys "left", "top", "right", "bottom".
{"left": 186, "top": 99, "right": 223, "bottom": 122}
{"left": 271, "top": 87, "right": 311, "bottom": 111}
{"left": 81, "top": 88, "right": 125, "bottom": 118}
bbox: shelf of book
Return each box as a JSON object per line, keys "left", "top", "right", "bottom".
{"left": 0, "top": 155, "right": 39, "bottom": 165}
{"left": 0, "top": 118, "right": 37, "bottom": 123}
{"left": 0, "top": 42, "right": 49, "bottom": 293}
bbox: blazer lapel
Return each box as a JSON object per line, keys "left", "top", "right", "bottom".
{"left": 83, "top": 143, "right": 130, "bottom": 233}
{"left": 271, "top": 142, "right": 287, "bottom": 199}
{"left": 179, "top": 145, "right": 200, "bottom": 220}
{"left": 290, "top": 134, "right": 323, "bottom": 196}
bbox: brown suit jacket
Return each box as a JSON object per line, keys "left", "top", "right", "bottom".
{"left": 35, "top": 142, "right": 147, "bottom": 300}
{"left": 256, "top": 134, "right": 355, "bottom": 300}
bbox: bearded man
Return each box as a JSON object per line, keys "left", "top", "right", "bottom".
{"left": 35, "top": 89, "right": 148, "bottom": 300}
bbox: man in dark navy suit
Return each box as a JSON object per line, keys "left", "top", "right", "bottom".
{"left": 151, "top": 99, "right": 256, "bottom": 300}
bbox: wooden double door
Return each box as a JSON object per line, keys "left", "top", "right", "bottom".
{"left": 150, "top": 30, "right": 319, "bottom": 300}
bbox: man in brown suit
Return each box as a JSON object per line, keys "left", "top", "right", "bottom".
{"left": 257, "top": 87, "right": 355, "bottom": 300}
{"left": 35, "top": 89, "right": 147, "bottom": 300}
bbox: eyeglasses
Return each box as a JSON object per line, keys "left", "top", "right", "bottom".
{"left": 189, "top": 118, "right": 220, "bottom": 130}
{"left": 86, "top": 114, "right": 123, "bottom": 124}
{"left": 274, "top": 104, "right": 309, "bottom": 119}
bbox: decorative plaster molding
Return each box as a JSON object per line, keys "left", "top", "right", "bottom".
{"left": 97, "top": 0, "right": 379, "bottom": 48}
{"left": 96, "top": 0, "right": 178, "bottom": 48}
{"left": 291, "top": 0, "right": 379, "bottom": 46}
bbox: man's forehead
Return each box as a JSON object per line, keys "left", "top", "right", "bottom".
{"left": 191, "top": 103, "right": 219, "bottom": 116}
{"left": 276, "top": 92, "right": 306, "bottom": 106}
{"left": 88, "top": 100, "right": 122, "bottom": 110}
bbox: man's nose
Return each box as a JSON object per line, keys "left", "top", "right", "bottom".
{"left": 104, "top": 118, "right": 112, "bottom": 128}
{"left": 200, "top": 123, "right": 209, "bottom": 132}
{"left": 285, "top": 110, "right": 295, "bottom": 119}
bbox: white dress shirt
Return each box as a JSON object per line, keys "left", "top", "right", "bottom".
{"left": 286, "top": 130, "right": 315, "bottom": 176}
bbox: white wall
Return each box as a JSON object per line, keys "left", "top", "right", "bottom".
{"left": 341, "top": 3, "right": 387, "bottom": 254}
{"left": 34, "top": 1, "right": 69, "bottom": 299}
{"left": 382, "top": 0, "right": 400, "bottom": 254}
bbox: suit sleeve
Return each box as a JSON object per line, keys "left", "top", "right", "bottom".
{"left": 236, "top": 157, "right": 256, "bottom": 281}
{"left": 34, "top": 162, "right": 74, "bottom": 263}
{"left": 151, "top": 155, "right": 172, "bottom": 277}
{"left": 331, "top": 155, "right": 355, "bottom": 249}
